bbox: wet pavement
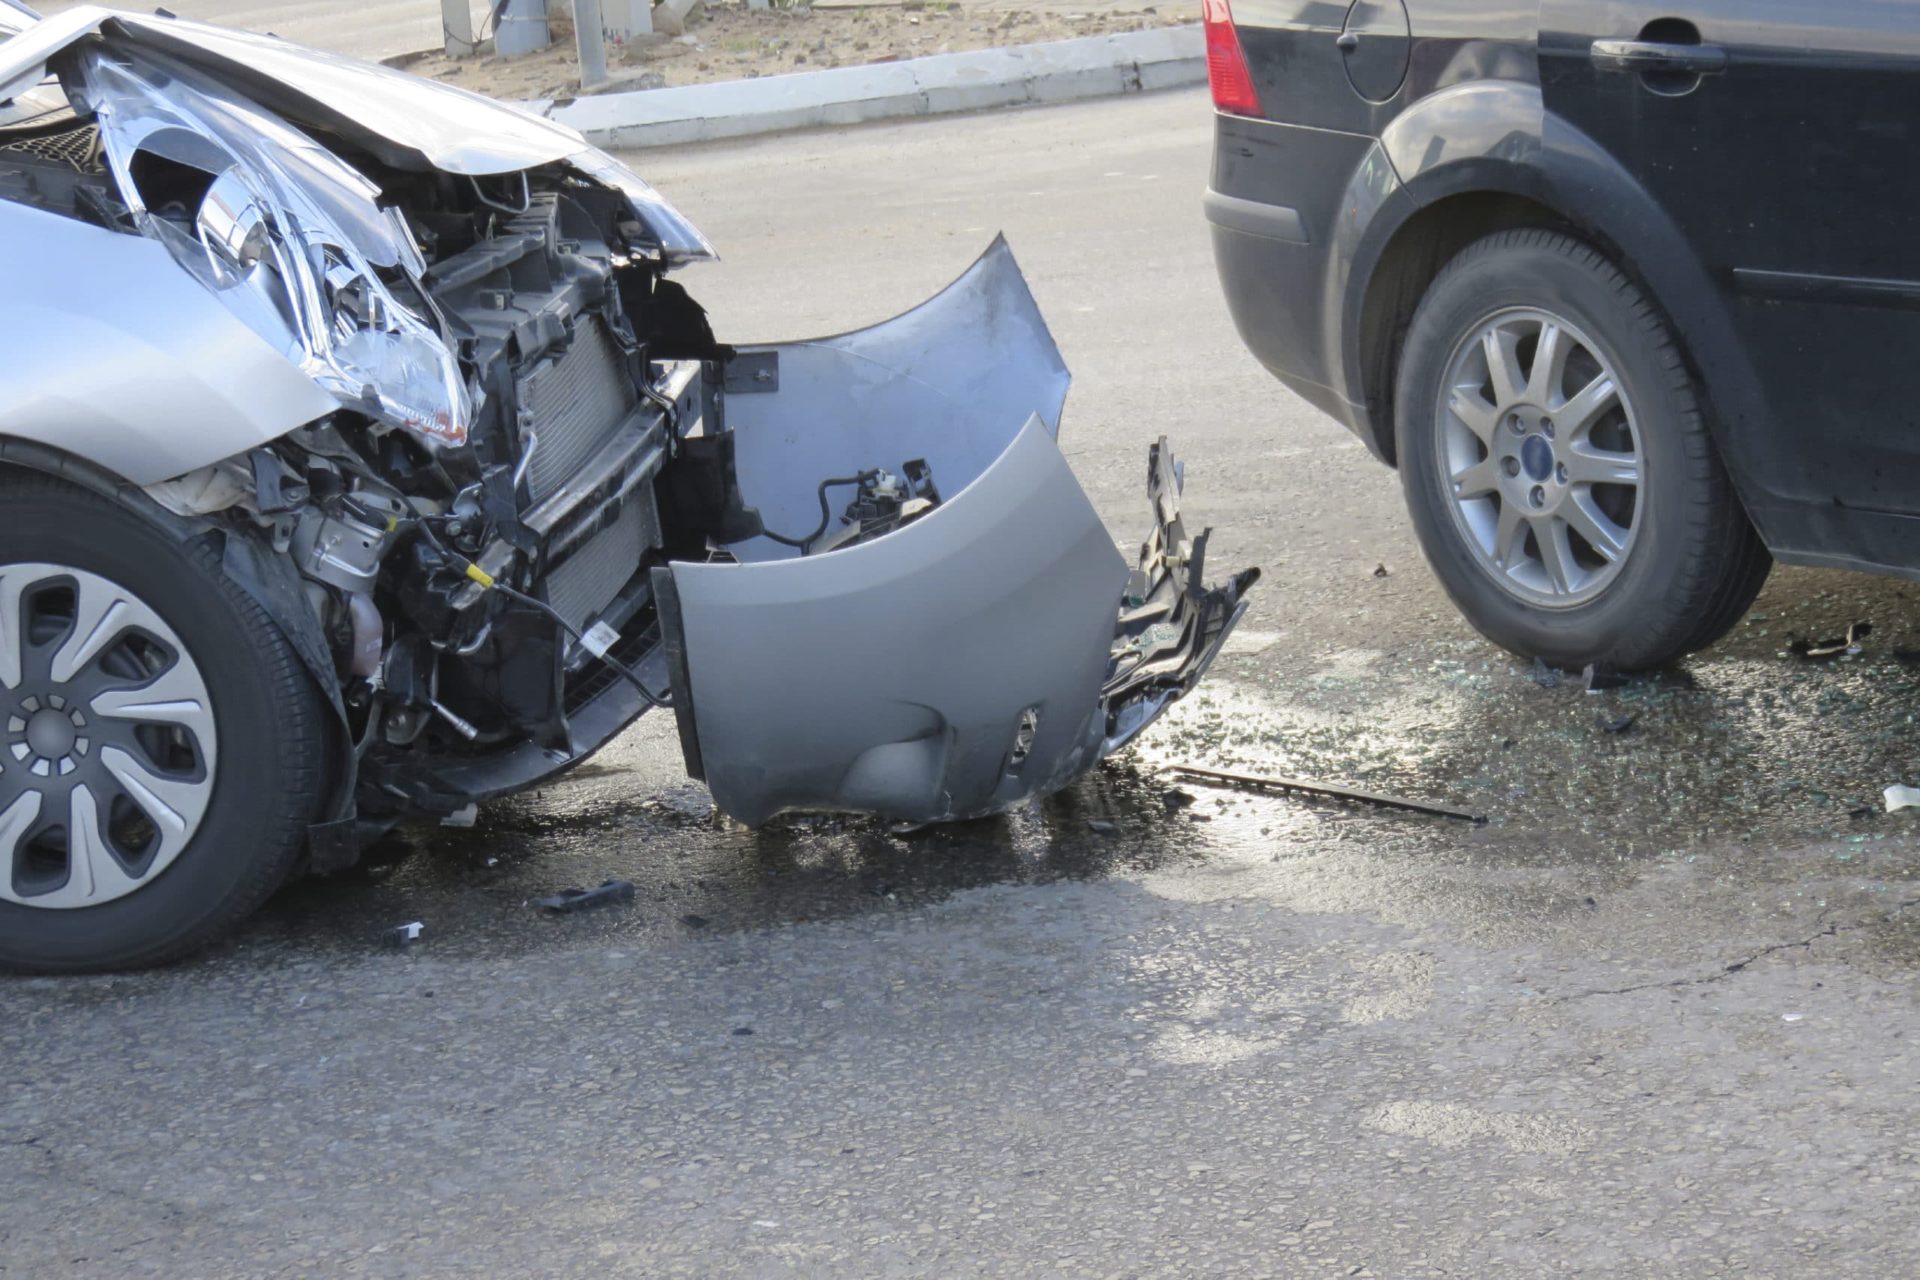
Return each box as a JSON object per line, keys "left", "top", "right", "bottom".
{"left": 6, "top": 92, "right": 1920, "bottom": 1276}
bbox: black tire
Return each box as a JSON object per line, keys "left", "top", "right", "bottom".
{"left": 0, "top": 471, "right": 329, "bottom": 972}
{"left": 1394, "top": 228, "right": 1770, "bottom": 670}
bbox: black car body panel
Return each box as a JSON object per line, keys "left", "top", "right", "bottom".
{"left": 1210, "top": 0, "right": 1920, "bottom": 578}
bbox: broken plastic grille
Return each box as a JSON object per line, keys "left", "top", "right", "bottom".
{"left": 0, "top": 124, "right": 101, "bottom": 173}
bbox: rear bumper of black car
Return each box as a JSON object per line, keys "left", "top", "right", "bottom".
{"left": 1206, "top": 113, "right": 1393, "bottom": 460}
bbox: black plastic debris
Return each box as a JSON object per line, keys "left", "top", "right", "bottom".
{"left": 1790, "top": 620, "right": 1872, "bottom": 659}
{"left": 1531, "top": 657, "right": 1562, "bottom": 689}
{"left": 681, "top": 913, "right": 710, "bottom": 929}
{"left": 731, "top": 1026, "right": 754, "bottom": 1036}
{"left": 528, "top": 880, "right": 635, "bottom": 915}
{"left": 1597, "top": 712, "right": 1636, "bottom": 735}
{"left": 1849, "top": 806, "right": 1878, "bottom": 822}
{"left": 1583, "top": 663, "right": 1628, "bottom": 693}
{"left": 1373, "top": 563, "right": 1390, "bottom": 578}
{"left": 379, "top": 922, "right": 424, "bottom": 949}
{"left": 1160, "top": 789, "right": 1196, "bottom": 812}
{"left": 1169, "top": 763, "right": 1486, "bottom": 824}
{"left": 1087, "top": 819, "right": 1119, "bottom": 835}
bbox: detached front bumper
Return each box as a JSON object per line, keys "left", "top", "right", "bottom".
{"left": 654, "top": 240, "right": 1256, "bottom": 826}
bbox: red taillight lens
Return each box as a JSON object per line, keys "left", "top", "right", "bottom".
{"left": 1202, "top": 0, "right": 1261, "bottom": 117}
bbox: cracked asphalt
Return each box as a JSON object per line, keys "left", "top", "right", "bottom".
{"left": 6, "top": 91, "right": 1920, "bottom": 1277}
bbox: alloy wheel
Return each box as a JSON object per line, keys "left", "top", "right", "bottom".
{"left": 0, "top": 564, "right": 217, "bottom": 908}
{"left": 1433, "top": 307, "right": 1643, "bottom": 608}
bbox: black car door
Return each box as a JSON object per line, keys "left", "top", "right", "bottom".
{"left": 1539, "top": 1, "right": 1920, "bottom": 523}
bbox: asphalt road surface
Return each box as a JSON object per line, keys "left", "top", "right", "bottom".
{"left": 6, "top": 91, "right": 1920, "bottom": 1278}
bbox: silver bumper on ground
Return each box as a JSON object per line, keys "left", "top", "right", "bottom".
{"left": 656, "top": 239, "right": 1255, "bottom": 825}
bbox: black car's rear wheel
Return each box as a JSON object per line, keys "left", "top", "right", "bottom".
{"left": 0, "top": 472, "right": 329, "bottom": 971}
{"left": 1395, "top": 229, "right": 1769, "bottom": 669}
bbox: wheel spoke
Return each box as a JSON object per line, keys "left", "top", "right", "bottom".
{"left": 100, "top": 745, "right": 211, "bottom": 861}
{"left": 1492, "top": 500, "right": 1527, "bottom": 570}
{"left": 1564, "top": 492, "right": 1630, "bottom": 563}
{"left": 63, "top": 783, "right": 142, "bottom": 905}
{"left": 89, "top": 661, "right": 216, "bottom": 766}
{"left": 49, "top": 573, "right": 138, "bottom": 685}
{"left": 1482, "top": 327, "right": 1527, "bottom": 407}
{"left": 1526, "top": 322, "right": 1569, "bottom": 404}
{"left": 0, "top": 569, "right": 30, "bottom": 693}
{"left": 0, "top": 790, "right": 43, "bottom": 878}
{"left": 1558, "top": 372, "right": 1621, "bottom": 438}
{"left": 1447, "top": 387, "right": 1501, "bottom": 444}
{"left": 1534, "top": 517, "right": 1578, "bottom": 594}
{"left": 1451, "top": 455, "right": 1502, "bottom": 500}
{"left": 1565, "top": 444, "right": 1640, "bottom": 487}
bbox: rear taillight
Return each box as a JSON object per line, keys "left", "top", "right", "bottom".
{"left": 1202, "top": 0, "right": 1261, "bottom": 117}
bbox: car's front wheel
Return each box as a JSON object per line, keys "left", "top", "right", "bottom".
{"left": 1394, "top": 228, "right": 1770, "bottom": 670}
{"left": 0, "top": 472, "right": 330, "bottom": 971}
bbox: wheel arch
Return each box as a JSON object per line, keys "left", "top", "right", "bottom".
{"left": 1341, "top": 86, "right": 1774, "bottom": 542}
{"left": 0, "top": 435, "right": 357, "bottom": 844}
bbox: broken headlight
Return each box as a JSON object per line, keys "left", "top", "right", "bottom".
{"left": 81, "top": 47, "right": 473, "bottom": 446}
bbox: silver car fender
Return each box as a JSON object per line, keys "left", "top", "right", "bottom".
{"left": 0, "top": 200, "right": 338, "bottom": 484}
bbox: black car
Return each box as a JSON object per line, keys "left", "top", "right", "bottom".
{"left": 1203, "top": 0, "right": 1920, "bottom": 669}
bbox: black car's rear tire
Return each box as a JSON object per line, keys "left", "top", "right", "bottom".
{"left": 1394, "top": 228, "right": 1769, "bottom": 670}
{"left": 0, "top": 472, "right": 329, "bottom": 972}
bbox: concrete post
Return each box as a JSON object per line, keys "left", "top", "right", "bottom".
{"left": 441, "top": 0, "right": 479, "bottom": 56}
{"left": 603, "top": 0, "right": 654, "bottom": 40}
{"left": 574, "top": 0, "right": 610, "bottom": 88}
{"left": 495, "top": 0, "right": 553, "bottom": 57}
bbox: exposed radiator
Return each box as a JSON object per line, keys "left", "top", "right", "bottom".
{"left": 517, "top": 317, "right": 638, "bottom": 503}
{"left": 545, "top": 500, "right": 649, "bottom": 632}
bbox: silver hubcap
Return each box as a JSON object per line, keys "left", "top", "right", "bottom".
{"left": 1435, "top": 307, "right": 1643, "bottom": 607}
{"left": 0, "top": 564, "right": 217, "bottom": 909}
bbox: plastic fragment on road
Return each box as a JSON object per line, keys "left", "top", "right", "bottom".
{"left": 1791, "top": 620, "right": 1872, "bottom": 659}
{"left": 1883, "top": 784, "right": 1920, "bottom": 813}
{"left": 528, "top": 880, "right": 636, "bottom": 914}
{"left": 1583, "top": 663, "right": 1628, "bottom": 693}
{"left": 380, "top": 922, "right": 425, "bottom": 948}
{"left": 1531, "top": 657, "right": 1562, "bottom": 689}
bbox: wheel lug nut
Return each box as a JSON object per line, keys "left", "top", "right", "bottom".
{"left": 1556, "top": 463, "right": 1569, "bottom": 484}
{"left": 1530, "top": 486, "right": 1546, "bottom": 508}
{"left": 1502, "top": 456, "right": 1520, "bottom": 477}
{"left": 1542, "top": 419, "right": 1555, "bottom": 438}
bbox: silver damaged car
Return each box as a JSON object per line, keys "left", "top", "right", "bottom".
{"left": 0, "top": 4, "right": 1256, "bottom": 969}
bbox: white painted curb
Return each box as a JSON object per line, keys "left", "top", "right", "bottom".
{"left": 533, "top": 24, "right": 1203, "bottom": 148}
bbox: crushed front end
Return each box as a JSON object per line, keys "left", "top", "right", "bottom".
{"left": 0, "top": 11, "right": 1254, "bottom": 857}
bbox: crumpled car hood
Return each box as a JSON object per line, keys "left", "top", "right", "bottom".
{"left": 1, "top": 6, "right": 585, "bottom": 174}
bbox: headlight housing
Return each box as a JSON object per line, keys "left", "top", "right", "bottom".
{"left": 81, "top": 47, "right": 473, "bottom": 446}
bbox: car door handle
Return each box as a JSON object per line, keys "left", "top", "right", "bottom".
{"left": 1590, "top": 39, "right": 1728, "bottom": 75}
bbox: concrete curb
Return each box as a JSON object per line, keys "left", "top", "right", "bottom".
{"left": 534, "top": 25, "right": 1203, "bottom": 148}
